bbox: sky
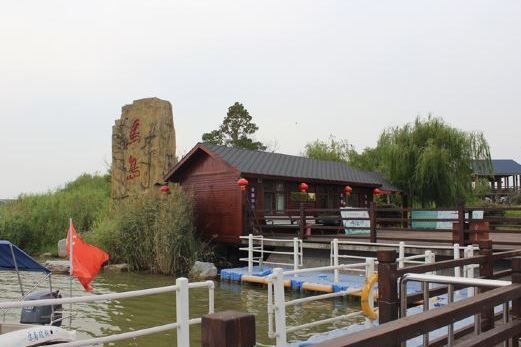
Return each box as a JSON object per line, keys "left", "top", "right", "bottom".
{"left": 1, "top": 1, "right": 520, "bottom": 198}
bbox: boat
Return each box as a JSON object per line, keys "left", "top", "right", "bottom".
{"left": 0, "top": 240, "right": 76, "bottom": 346}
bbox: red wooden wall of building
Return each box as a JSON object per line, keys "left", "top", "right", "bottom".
{"left": 176, "top": 151, "right": 243, "bottom": 243}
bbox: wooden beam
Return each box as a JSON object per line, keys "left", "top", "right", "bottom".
{"left": 454, "top": 320, "right": 521, "bottom": 347}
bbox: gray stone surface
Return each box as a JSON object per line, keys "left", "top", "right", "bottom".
{"left": 57, "top": 239, "right": 67, "bottom": 258}
{"left": 190, "top": 261, "right": 217, "bottom": 280}
{"left": 44, "top": 260, "right": 69, "bottom": 274}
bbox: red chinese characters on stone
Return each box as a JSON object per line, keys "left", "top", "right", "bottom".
{"left": 124, "top": 119, "right": 141, "bottom": 149}
{"left": 126, "top": 155, "right": 140, "bottom": 180}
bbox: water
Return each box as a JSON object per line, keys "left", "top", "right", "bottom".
{"left": 1, "top": 270, "right": 363, "bottom": 346}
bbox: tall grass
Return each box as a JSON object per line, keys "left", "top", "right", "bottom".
{"left": 0, "top": 174, "right": 111, "bottom": 254}
{"left": 91, "top": 189, "right": 208, "bottom": 275}
{"left": 1, "top": 173, "right": 208, "bottom": 275}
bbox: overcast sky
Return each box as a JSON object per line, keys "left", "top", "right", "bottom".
{"left": 1, "top": 1, "right": 520, "bottom": 198}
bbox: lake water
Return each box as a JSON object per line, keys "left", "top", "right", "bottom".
{"left": 1, "top": 270, "right": 364, "bottom": 346}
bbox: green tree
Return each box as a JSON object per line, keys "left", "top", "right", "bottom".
{"left": 202, "top": 102, "right": 266, "bottom": 150}
{"left": 372, "top": 116, "right": 492, "bottom": 207}
{"left": 303, "top": 116, "right": 492, "bottom": 207}
{"left": 304, "top": 136, "right": 354, "bottom": 163}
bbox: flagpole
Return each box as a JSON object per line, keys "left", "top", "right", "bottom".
{"left": 69, "top": 218, "right": 73, "bottom": 329}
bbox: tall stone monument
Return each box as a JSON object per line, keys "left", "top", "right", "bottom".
{"left": 111, "top": 97, "right": 176, "bottom": 199}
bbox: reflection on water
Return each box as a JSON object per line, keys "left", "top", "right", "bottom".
{"left": 1, "top": 270, "right": 363, "bottom": 346}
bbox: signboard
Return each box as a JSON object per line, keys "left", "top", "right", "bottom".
{"left": 340, "top": 207, "right": 370, "bottom": 235}
{"left": 411, "top": 210, "right": 484, "bottom": 230}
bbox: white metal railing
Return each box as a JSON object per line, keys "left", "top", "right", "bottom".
{"left": 331, "top": 239, "right": 478, "bottom": 273}
{"left": 267, "top": 262, "right": 374, "bottom": 346}
{"left": 0, "top": 278, "right": 214, "bottom": 347}
{"left": 332, "top": 239, "right": 479, "bottom": 251}
{"left": 399, "top": 273, "right": 511, "bottom": 347}
{"left": 239, "top": 234, "right": 303, "bottom": 274}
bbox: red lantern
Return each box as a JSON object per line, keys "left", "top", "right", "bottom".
{"left": 237, "top": 178, "right": 249, "bottom": 191}
{"left": 373, "top": 188, "right": 383, "bottom": 196}
{"left": 298, "top": 182, "right": 309, "bottom": 193}
{"left": 160, "top": 185, "right": 170, "bottom": 193}
{"left": 344, "top": 185, "right": 353, "bottom": 194}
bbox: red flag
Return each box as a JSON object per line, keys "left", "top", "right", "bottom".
{"left": 66, "top": 221, "right": 109, "bottom": 292}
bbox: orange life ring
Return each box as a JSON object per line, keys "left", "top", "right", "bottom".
{"left": 361, "top": 273, "right": 378, "bottom": 320}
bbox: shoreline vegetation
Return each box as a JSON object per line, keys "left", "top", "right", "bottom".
{"left": 0, "top": 173, "right": 211, "bottom": 276}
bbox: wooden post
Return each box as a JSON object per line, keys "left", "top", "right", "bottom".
{"left": 402, "top": 194, "right": 409, "bottom": 229}
{"left": 201, "top": 310, "right": 256, "bottom": 347}
{"left": 479, "top": 239, "right": 494, "bottom": 332}
{"left": 370, "top": 202, "right": 377, "bottom": 243}
{"left": 512, "top": 257, "right": 521, "bottom": 347}
{"left": 457, "top": 202, "right": 466, "bottom": 246}
{"left": 377, "top": 250, "right": 399, "bottom": 331}
{"left": 299, "top": 203, "right": 305, "bottom": 239}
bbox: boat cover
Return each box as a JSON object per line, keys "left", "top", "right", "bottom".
{"left": 0, "top": 241, "right": 50, "bottom": 273}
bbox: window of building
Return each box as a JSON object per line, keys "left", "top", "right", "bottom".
{"left": 264, "top": 180, "right": 286, "bottom": 213}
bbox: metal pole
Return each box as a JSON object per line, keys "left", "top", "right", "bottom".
{"left": 248, "top": 234, "right": 253, "bottom": 274}
{"left": 398, "top": 241, "right": 405, "bottom": 269}
{"left": 176, "top": 277, "right": 190, "bottom": 347}
{"left": 333, "top": 238, "right": 339, "bottom": 283}
{"left": 365, "top": 258, "right": 375, "bottom": 279}
{"left": 503, "top": 303, "right": 510, "bottom": 347}
{"left": 260, "top": 236, "right": 264, "bottom": 270}
{"left": 399, "top": 277, "right": 408, "bottom": 347}
{"left": 448, "top": 284, "right": 454, "bottom": 347}
{"left": 48, "top": 274, "right": 55, "bottom": 324}
{"left": 299, "top": 240, "right": 304, "bottom": 267}
{"left": 464, "top": 245, "right": 475, "bottom": 296}
{"left": 9, "top": 243, "right": 24, "bottom": 296}
{"left": 273, "top": 268, "right": 287, "bottom": 346}
{"left": 69, "top": 218, "right": 74, "bottom": 329}
{"left": 293, "top": 237, "right": 299, "bottom": 276}
{"left": 422, "top": 279, "right": 430, "bottom": 346}
{"left": 453, "top": 243, "right": 461, "bottom": 277}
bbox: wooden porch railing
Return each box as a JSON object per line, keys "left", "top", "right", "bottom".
{"left": 250, "top": 204, "right": 521, "bottom": 249}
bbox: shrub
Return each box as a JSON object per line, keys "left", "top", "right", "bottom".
{"left": 90, "top": 188, "right": 208, "bottom": 275}
{"left": 0, "top": 174, "right": 111, "bottom": 254}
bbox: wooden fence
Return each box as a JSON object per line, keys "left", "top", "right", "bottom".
{"left": 250, "top": 204, "right": 521, "bottom": 249}
{"left": 314, "top": 240, "right": 521, "bottom": 347}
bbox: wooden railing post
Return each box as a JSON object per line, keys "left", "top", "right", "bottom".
{"left": 370, "top": 202, "right": 377, "bottom": 243}
{"left": 512, "top": 257, "right": 521, "bottom": 347}
{"left": 377, "top": 250, "right": 399, "bottom": 334}
{"left": 479, "top": 239, "right": 494, "bottom": 332}
{"left": 201, "top": 310, "right": 256, "bottom": 347}
{"left": 457, "top": 202, "right": 466, "bottom": 245}
{"left": 299, "top": 203, "right": 306, "bottom": 239}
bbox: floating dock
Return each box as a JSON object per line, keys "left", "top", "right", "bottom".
{"left": 221, "top": 266, "right": 367, "bottom": 294}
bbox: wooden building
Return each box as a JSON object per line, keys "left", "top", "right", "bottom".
{"left": 165, "top": 143, "right": 398, "bottom": 243}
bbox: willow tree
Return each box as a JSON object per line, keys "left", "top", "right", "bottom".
{"left": 304, "top": 136, "right": 353, "bottom": 163}
{"left": 377, "top": 116, "right": 491, "bottom": 207}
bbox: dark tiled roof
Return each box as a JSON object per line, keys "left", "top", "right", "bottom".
{"left": 203, "top": 143, "right": 400, "bottom": 190}
{"left": 473, "top": 159, "right": 521, "bottom": 176}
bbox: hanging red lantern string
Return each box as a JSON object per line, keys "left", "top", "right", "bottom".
{"left": 298, "top": 182, "right": 309, "bottom": 193}
{"left": 237, "top": 178, "right": 249, "bottom": 191}
{"left": 373, "top": 188, "right": 383, "bottom": 196}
